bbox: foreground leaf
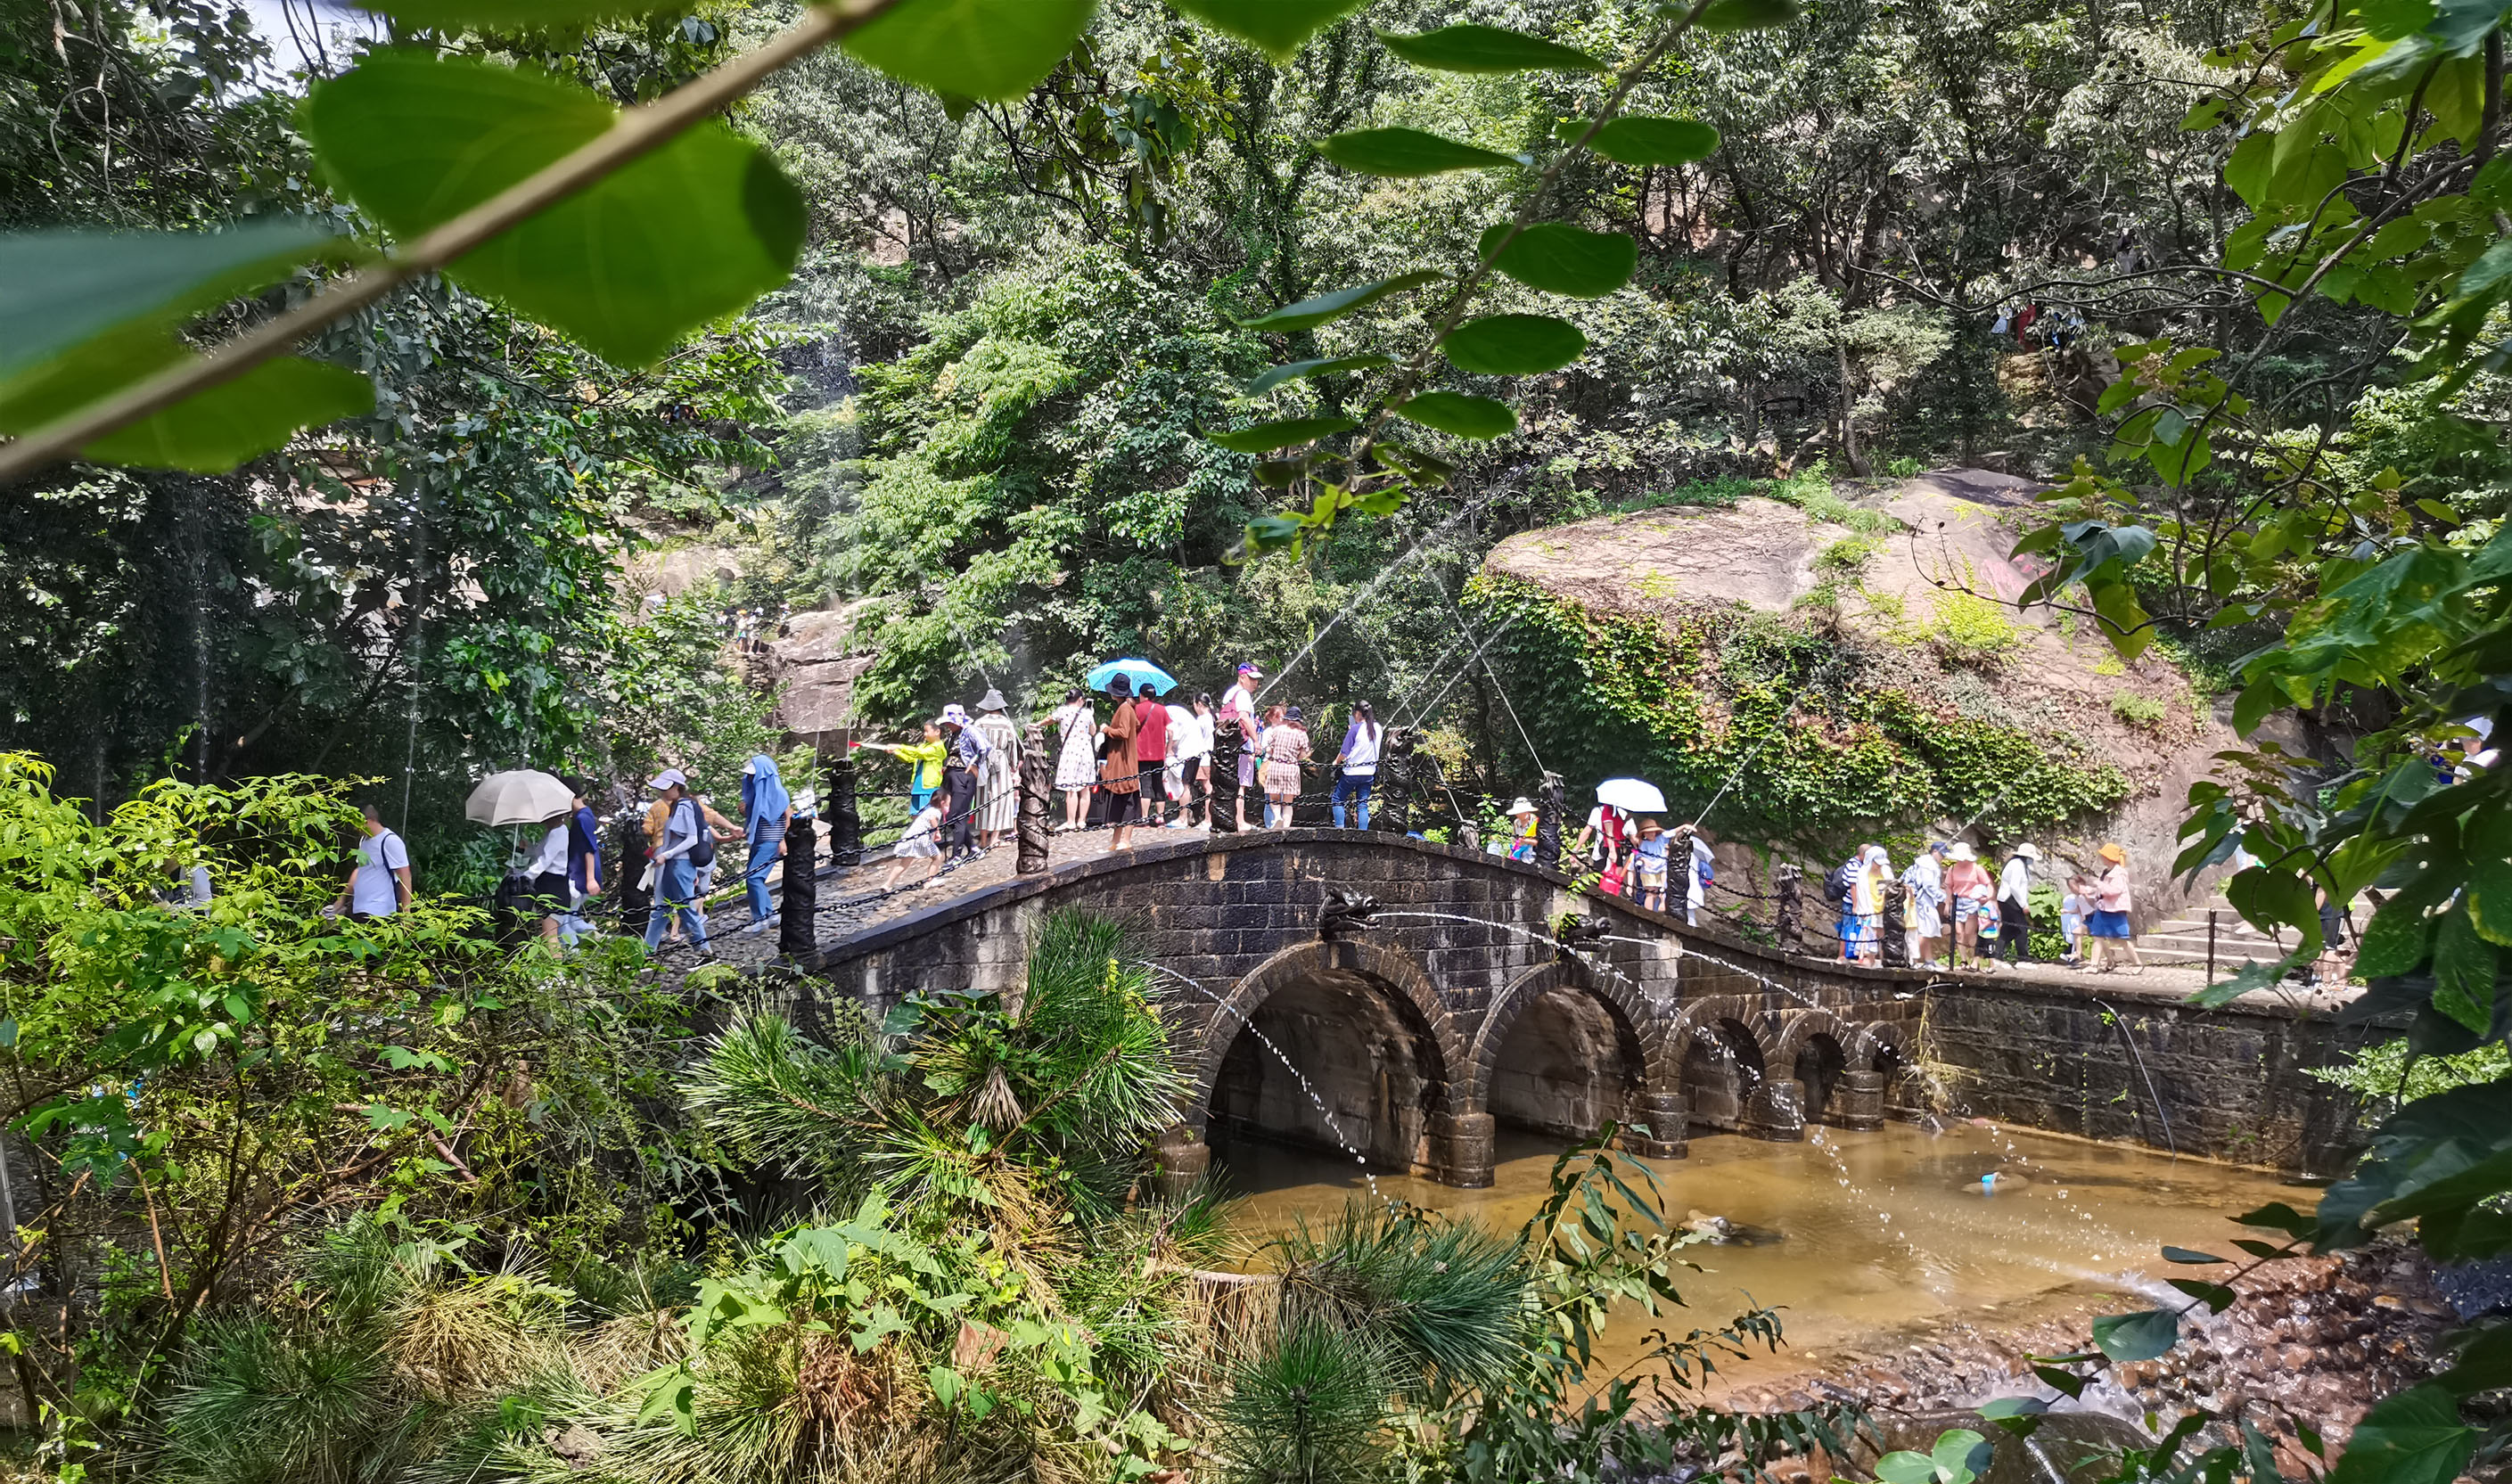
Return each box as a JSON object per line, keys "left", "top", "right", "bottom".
{"left": 2089, "top": 1308, "right": 2178, "bottom": 1360}
{"left": 0, "top": 219, "right": 341, "bottom": 383}
{"left": 1589, "top": 116, "right": 1722, "bottom": 165}
{"left": 1243, "top": 354, "right": 1391, "bottom": 395}
{"left": 1393, "top": 391, "right": 1515, "bottom": 439}
{"left": 2325, "top": 1384, "right": 2476, "bottom": 1484}
{"left": 1378, "top": 23, "right": 1605, "bottom": 72}
{"left": 1478, "top": 223, "right": 1638, "bottom": 297}
{"left": 347, "top": 0, "right": 674, "bottom": 22}
{"left": 1204, "top": 415, "right": 1358, "bottom": 452}
{"left": 1321, "top": 127, "right": 1519, "bottom": 176}
{"left": 1441, "top": 314, "right": 1587, "bottom": 374}
{"left": 1696, "top": 0, "right": 1802, "bottom": 30}
{"left": 1164, "top": 0, "right": 1364, "bottom": 59}
{"left": 0, "top": 326, "right": 372, "bottom": 473}
{"left": 1239, "top": 271, "right": 1443, "bottom": 332}
{"left": 845, "top": 0, "right": 1096, "bottom": 100}
{"left": 304, "top": 52, "right": 805, "bottom": 366}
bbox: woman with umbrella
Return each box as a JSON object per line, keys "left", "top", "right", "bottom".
{"left": 1096, "top": 678, "right": 1141, "bottom": 851}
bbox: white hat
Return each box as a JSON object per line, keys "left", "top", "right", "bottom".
{"left": 938, "top": 704, "right": 971, "bottom": 726}
{"left": 2011, "top": 843, "right": 2040, "bottom": 861}
{"left": 1947, "top": 842, "right": 1976, "bottom": 862}
{"left": 1506, "top": 797, "right": 1538, "bottom": 816}
{"left": 648, "top": 768, "right": 687, "bottom": 791}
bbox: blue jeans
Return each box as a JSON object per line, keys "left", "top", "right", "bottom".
{"left": 744, "top": 834, "right": 784, "bottom": 920}
{"left": 1331, "top": 775, "right": 1372, "bottom": 830}
{"left": 644, "top": 857, "right": 707, "bottom": 948}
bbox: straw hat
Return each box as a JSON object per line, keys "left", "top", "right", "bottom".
{"left": 2098, "top": 842, "right": 2127, "bottom": 864}
{"left": 2011, "top": 843, "right": 2041, "bottom": 861}
{"left": 1506, "top": 797, "right": 1538, "bottom": 817}
{"left": 1946, "top": 842, "right": 1976, "bottom": 862}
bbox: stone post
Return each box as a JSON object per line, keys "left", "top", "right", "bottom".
{"left": 1882, "top": 880, "right": 1908, "bottom": 967}
{"left": 1209, "top": 716, "right": 1244, "bottom": 835}
{"left": 1426, "top": 1111, "right": 1496, "bottom": 1188}
{"left": 1624, "top": 1092, "right": 1689, "bottom": 1159}
{"left": 1375, "top": 727, "right": 1412, "bottom": 835}
{"left": 1152, "top": 1123, "right": 1211, "bottom": 1201}
{"left": 1016, "top": 719, "right": 1051, "bottom": 875}
{"left": 776, "top": 815, "right": 818, "bottom": 958}
{"left": 1775, "top": 864, "right": 1803, "bottom": 951}
{"left": 826, "top": 750, "right": 864, "bottom": 867}
{"left": 1740, "top": 1080, "right": 1806, "bottom": 1142}
{"left": 1832, "top": 1070, "right": 1887, "bottom": 1131}
{"left": 1534, "top": 771, "right": 1564, "bottom": 874}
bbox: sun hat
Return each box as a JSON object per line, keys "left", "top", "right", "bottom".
{"left": 1286, "top": 705, "right": 1304, "bottom": 721}
{"left": 1506, "top": 797, "right": 1538, "bottom": 816}
{"left": 2098, "top": 842, "right": 2127, "bottom": 864}
{"left": 938, "top": 704, "right": 971, "bottom": 726}
{"left": 1947, "top": 842, "right": 1976, "bottom": 862}
{"left": 2012, "top": 843, "right": 2041, "bottom": 861}
{"left": 978, "top": 688, "right": 1008, "bottom": 711}
{"left": 647, "top": 768, "right": 687, "bottom": 791}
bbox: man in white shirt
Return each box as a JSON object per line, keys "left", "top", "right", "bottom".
{"left": 1997, "top": 843, "right": 2040, "bottom": 964}
{"left": 1219, "top": 662, "right": 1262, "bottom": 828}
{"left": 1166, "top": 695, "right": 1212, "bottom": 827}
{"left": 335, "top": 804, "right": 412, "bottom": 919}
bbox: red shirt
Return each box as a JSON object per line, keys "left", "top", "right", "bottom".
{"left": 1133, "top": 696, "right": 1169, "bottom": 760}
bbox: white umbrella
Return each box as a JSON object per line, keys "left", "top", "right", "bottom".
{"left": 1595, "top": 777, "right": 1668, "bottom": 815}
{"left": 465, "top": 770, "right": 574, "bottom": 827}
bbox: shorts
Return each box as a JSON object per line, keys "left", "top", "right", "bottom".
{"left": 1841, "top": 914, "right": 1874, "bottom": 945}
{"left": 1237, "top": 752, "right": 1256, "bottom": 788}
{"left": 526, "top": 870, "right": 570, "bottom": 916}
{"left": 2089, "top": 909, "right": 2132, "bottom": 939}
{"left": 1137, "top": 760, "right": 1165, "bottom": 798}
{"left": 1954, "top": 896, "right": 1983, "bottom": 922}
{"left": 1260, "top": 760, "right": 1301, "bottom": 796}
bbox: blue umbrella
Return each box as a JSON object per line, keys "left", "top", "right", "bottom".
{"left": 1086, "top": 658, "right": 1178, "bottom": 695}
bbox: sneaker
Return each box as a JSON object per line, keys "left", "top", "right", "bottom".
{"left": 741, "top": 918, "right": 768, "bottom": 935}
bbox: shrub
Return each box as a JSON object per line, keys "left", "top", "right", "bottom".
{"left": 1930, "top": 591, "right": 2024, "bottom": 663}
{"left": 1817, "top": 534, "right": 1880, "bottom": 572}
{"left": 2111, "top": 691, "right": 2169, "bottom": 729}
{"left": 1886, "top": 455, "right": 1926, "bottom": 478}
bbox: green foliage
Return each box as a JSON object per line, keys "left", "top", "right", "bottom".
{"left": 1927, "top": 591, "right": 2025, "bottom": 664}
{"left": 2110, "top": 691, "right": 2169, "bottom": 730}
{"left": 2308, "top": 1037, "right": 2510, "bottom": 1109}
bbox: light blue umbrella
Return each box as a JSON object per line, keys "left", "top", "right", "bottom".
{"left": 1086, "top": 658, "right": 1178, "bottom": 695}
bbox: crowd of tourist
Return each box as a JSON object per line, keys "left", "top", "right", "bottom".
{"left": 1824, "top": 837, "right": 2146, "bottom": 974}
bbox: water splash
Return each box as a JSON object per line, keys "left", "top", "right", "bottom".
{"left": 1147, "top": 963, "right": 1383, "bottom": 1202}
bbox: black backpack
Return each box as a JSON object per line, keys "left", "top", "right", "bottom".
{"left": 681, "top": 799, "right": 715, "bottom": 868}
{"left": 1823, "top": 863, "right": 1853, "bottom": 911}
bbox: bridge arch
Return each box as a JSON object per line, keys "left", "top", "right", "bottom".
{"left": 1771, "top": 1008, "right": 1855, "bottom": 1125}
{"left": 1465, "top": 957, "right": 1678, "bottom": 1141}
{"left": 1190, "top": 939, "right": 1467, "bottom": 1176}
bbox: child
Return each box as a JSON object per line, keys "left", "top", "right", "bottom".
{"left": 1632, "top": 818, "right": 1671, "bottom": 911}
{"left": 879, "top": 799, "right": 945, "bottom": 890}
{"left": 1976, "top": 896, "right": 2001, "bottom": 968}
{"left": 2059, "top": 881, "right": 2089, "bottom": 966}
{"left": 866, "top": 723, "right": 948, "bottom": 813}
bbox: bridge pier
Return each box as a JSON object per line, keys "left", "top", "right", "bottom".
{"left": 1623, "top": 1092, "right": 1689, "bottom": 1160}
{"left": 1425, "top": 1111, "right": 1496, "bottom": 1189}
{"left": 1831, "top": 1070, "right": 1888, "bottom": 1130}
{"left": 1740, "top": 1081, "right": 1806, "bottom": 1141}
{"left": 1152, "top": 1123, "right": 1209, "bottom": 1201}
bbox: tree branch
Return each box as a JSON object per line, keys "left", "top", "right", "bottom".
{"left": 0, "top": 0, "right": 909, "bottom": 481}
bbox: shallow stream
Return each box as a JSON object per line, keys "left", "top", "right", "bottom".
{"left": 1218, "top": 1123, "right": 2304, "bottom": 1393}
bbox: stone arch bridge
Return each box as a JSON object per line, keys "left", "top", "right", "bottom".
{"left": 798, "top": 831, "right": 1934, "bottom": 1187}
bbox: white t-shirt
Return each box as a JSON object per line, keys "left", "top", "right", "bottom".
{"left": 530, "top": 824, "right": 571, "bottom": 878}
{"left": 1999, "top": 857, "right": 2032, "bottom": 902}
{"left": 1168, "top": 705, "right": 1212, "bottom": 760}
{"left": 352, "top": 828, "right": 408, "bottom": 915}
{"left": 1342, "top": 723, "right": 1381, "bottom": 775}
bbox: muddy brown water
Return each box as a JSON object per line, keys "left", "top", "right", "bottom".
{"left": 1217, "top": 1123, "right": 2306, "bottom": 1396}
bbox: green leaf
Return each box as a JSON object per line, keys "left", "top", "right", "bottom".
{"left": 1377, "top": 23, "right": 1605, "bottom": 72}
{"left": 2358, "top": 893, "right": 2438, "bottom": 975}
{"left": 304, "top": 52, "right": 804, "bottom": 367}
{"left": 0, "top": 326, "right": 374, "bottom": 473}
{"left": 1441, "top": 314, "right": 1587, "bottom": 374}
{"left": 2161, "top": 1246, "right": 2229, "bottom": 1264}
{"left": 2431, "top": 906, "right": 2499, "bottom": 1032}
{"left": 1393, "top": 390, "right": 1516, "bottom": 439}
{"left": 1242, "top": 354, "right": 1391, "bottom": 395}
{"left": 844, "top": 0, "right": 1096, "bottom": 101}
{"left": 0, "top": 220, "right": 341, "bottom": 383}
{"left": 1320, "top": 127, "right": 1521, "bottom": 176}
{"left": 1203, "top": 415, "right": 1357, "bottom": 452}
{"left": 1164, "top": 0, "right": 1364, "bottom": 59}
{"left": 1933, "top": 1429, "right": 1992, "bottom": 1484}
{"left": 1478, "top": 223, "right": 1638, "bottom": 298}
{"left": 2168, "top": 1277, "right": 2238, "bottom": 1312}
{"left": 2326, "top": 1384, "right": 2475, "bottom": 1484}
{"left": 1695, "top": 0, "right": 1802, "bottom": 31}
{"left": 2090, "top": 1308, "right": 2179, "bottom": 1361}
{"left": 1588, "top": 116, "right": 1722, "bottom": 166}
{"left": 1875, "top": 1451, "right": 1939, "bottom": 1484}
{"left": 2436, "top": 1322, "right": 2512, "bottom": 1395}
{"left": 1238, "top": 270, "right": 1444, "bottom": 332}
